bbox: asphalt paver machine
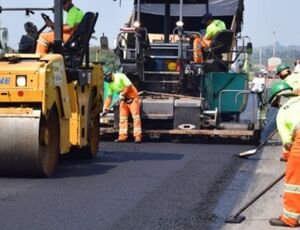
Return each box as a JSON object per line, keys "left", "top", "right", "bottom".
{"left": 0, "top": 0, "right": 103, "bottom": 177}
{"left": 102, "top": 0, "right": 266, "bottom": 141}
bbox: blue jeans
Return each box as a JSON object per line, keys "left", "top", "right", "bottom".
{"left": 260, "top": 106, "right": 279, "bottom": 143}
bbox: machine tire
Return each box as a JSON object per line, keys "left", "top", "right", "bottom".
{"left": 38, "top": 107, "right": 60, "bottom": 177}
{"left": 86, "top": 110, "right": 100, "bottom": 158}
{"left": 82, "top": 92, "right": 100, "bottom": 158}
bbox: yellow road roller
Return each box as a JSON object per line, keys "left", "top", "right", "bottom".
{"left": 0, "top": 1, "right": 103, "bottom": 177}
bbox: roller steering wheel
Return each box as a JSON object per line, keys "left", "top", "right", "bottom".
{"left": 34, "top": 13, "right": 53, "bottom": 36}
{"left": 41, "top": 13, "right": 52, "bottom": 23}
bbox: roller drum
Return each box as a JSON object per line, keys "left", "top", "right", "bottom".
{"left": 0, "top": 109, "right": 59, "bottom": 177}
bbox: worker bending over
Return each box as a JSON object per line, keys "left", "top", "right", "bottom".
{"left": 277, "top": 64, "right": 300, "bottom": 95}
{"left": 36, "top": 0, "right": 84, "bottom": 54}
{"left": 268, "top": 81, "right": 300, "bottom": 227}
{"left": 102, "top": 66, "right": 142, "bottom": 143}
{"left": 193, "top": 13, "right": 226, "bottom": 63}
{"left": 261, "top": 64, "right": 300, "bottom": 161}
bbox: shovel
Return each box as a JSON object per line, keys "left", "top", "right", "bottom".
{"left": 100, "top": 91, "right": 144, "bottom": 118}
{"left": 100, "top": 99, "right": 121, "bottom": 118}
{"left": 238, "top": 130, "right": 277, "bottom": 158}
{"left": 225, "top": 172, "right": 285, "bottom": 223}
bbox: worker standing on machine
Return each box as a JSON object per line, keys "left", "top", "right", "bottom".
{"left": 193, "top": 13, "right": 226, "bottom": 63}
{"left": 102, "top": 66, "right": 142, "bottom": 143}
{"left": 268, "top": 81, "right": 300, "bottom": 227}
{"left": 36, "top": 0, "right": 84, "bottom": 54}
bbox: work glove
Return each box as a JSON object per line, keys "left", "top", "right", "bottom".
{"left": 283, "top": 143, "right": 292, "bottom": 151}
{"left": 100, "top": 108, "right": 109, "bottom": 118}
{"left": 281, "top": 150, "right": 290, "bottom": 162}
{"left": 119, "top": 93, "right": 125, "bottom": 101}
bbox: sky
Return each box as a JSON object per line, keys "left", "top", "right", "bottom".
{"left": 0, "top": 0, "right": 300, "bottom": 49}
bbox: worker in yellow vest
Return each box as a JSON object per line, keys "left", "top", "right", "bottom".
{"left": 268, "top": 81, "right": 300, "bottom": 227}
{"left": 261, "top": 64, "right": 300, "bottom": 162}
{"left": 36, "top": 0, "right": 84, "bottom": 54}
{"left": 102, "top": 66, "right": 142, "bottom": 143}
{"left": 193, "top": 13, "right": 226, "bottom": 63}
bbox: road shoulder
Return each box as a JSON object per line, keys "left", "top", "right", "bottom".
{"left": 211, "top": 144, "right": 286, "bottom": 229}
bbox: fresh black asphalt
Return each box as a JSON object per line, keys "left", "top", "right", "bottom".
{"left": 0, "top": 141, "right": 253, "bottom": 230}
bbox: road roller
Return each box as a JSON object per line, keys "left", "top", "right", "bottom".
{"left": 0, "top": 1, "right": 103, "bottom": 177}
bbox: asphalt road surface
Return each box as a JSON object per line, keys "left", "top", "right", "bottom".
{"left": 0, "top": 141, "right": 253, "bottom": 230}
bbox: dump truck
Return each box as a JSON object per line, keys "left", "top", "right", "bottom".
{"left": 0, "top": 0, "right": 103, "bottom": 177}
{"left": 101, "top": 0, "right": 266, "bottom": 141}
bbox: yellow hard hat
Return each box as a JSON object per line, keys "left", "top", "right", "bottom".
{"left": 168, "top": 62, "right": 176, "bottom": 71}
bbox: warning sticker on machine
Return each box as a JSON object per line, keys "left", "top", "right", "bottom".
{"left": 53, "top": 62, "right": 63, "bottom": 86}
{"left": 54, "top": 74, "right": 62, "bottom": 86}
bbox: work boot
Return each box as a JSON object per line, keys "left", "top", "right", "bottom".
{"left": 269, "top": 217, "right": 290, "bottom": 227}
{"left": 134, "top": 136, "right": 142, "bottom": 144}
{"left": 114, "top": 138, "right": 127, "bottom": 143}
{"left": 280, "top": 151, "right": 290, "bottom": 162}
{"left": 114, "top": 136, "right": 128, "bottom": 143}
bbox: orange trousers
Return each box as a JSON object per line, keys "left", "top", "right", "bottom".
{"left": 36, "top": 31, "right": 71, "bottom": 54}
{"left": 193, "top": 36, "right": 211, "bottom": 63}
{"left": 280, "top": 129, "right": 300, "bottom": 226}
{"left": 119, "top": 97, "right": 142, "bottom": 140}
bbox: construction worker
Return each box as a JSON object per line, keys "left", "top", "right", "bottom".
{"left": 36, "top": 0, "right": 84, "bottom": 54}
{"left": 260, "top": 64, "right": 300, "bottom": 161}
{"left": 193, "top": 13, "right": 226, "bottom": 63}
{"left": 277, "top": 64, "right": 300, "bottom": 95}
{"left": 294, "top": 58, "right": 300, "bottom": 73}
{"left": 268, "top": 81, "right": 300, "bottom": 227}
{"left": 102, "top": 66, "right": 142, "bottom": 143}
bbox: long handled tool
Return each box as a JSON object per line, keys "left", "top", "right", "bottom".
{"left": 100, "top": 91, "right": 144, "bottom": 118}
{"left": 100, "top": 99, "right": 120, "bottom": 118}
{"left": 238, "top": 130, "right": 277, "bottom": 158}
{"left": 225, "top": 172, "right": 285, "bottom": 223}
{"left": 143, "top": 90, "right": 203, "bottom": 100}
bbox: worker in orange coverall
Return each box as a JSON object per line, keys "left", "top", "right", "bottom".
{"left": 268, "top": 81, "right": 300, "bottom": 227}
{"left": 102, "top": 66, "right": 142, "bottom": 143}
